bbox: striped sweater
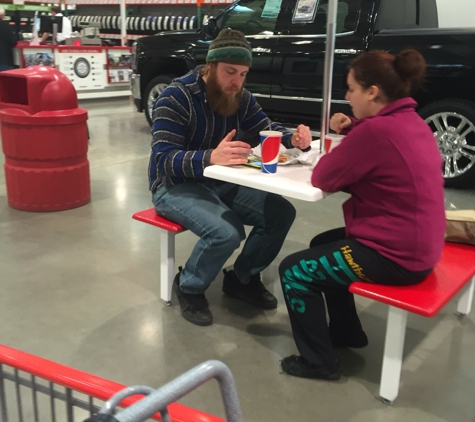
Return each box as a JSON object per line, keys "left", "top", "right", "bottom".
{"left": 148, "top": 66, "right": 294, "bottom": 191}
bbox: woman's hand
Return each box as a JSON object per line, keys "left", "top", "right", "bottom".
{"left": 330, "top": 113, "right": 352, "bottom": 134}
{"left": 210, "top": 129, "right": 252, "bottom": 166}
{"left": 291, "top": 124, "right": 312, "bottom": 149}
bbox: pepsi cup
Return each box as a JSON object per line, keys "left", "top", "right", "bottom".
{"left": 259, "top": 130, "right": 282, "bottom": 174}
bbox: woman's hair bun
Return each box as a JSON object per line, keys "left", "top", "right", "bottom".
{"left": 394, "top": 49, "right": 426, "bottom": 82}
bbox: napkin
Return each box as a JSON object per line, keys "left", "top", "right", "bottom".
{"left": 251, "top": 143, "right": 322, "bottom": 166}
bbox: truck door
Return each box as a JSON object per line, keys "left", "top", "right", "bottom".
{"left": 210, "top": 0, "right": 288, "bottom": 112}
{"left": 271, "top": 0, "right": 365, "bottom": 128}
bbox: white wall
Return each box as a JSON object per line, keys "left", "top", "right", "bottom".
{"left": 436, "top": 0, "right": 475, "bottom": 28}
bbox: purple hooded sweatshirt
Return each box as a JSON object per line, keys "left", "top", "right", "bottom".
{"left": 312, "top": 98, "right": 445, "bottom": 271}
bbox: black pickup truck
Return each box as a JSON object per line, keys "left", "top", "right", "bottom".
{"left": 130, "top": 0, "right": 475, "bottom": 187}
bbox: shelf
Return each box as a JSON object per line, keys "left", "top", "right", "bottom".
{"left": 71, "top": 14, "right": 212, "bottom": 32}
{"left": 99, "top": 33, "right": 143, "bottom": 39}
{"left": 65, "top": 0, "right": 232, "bottom": 4}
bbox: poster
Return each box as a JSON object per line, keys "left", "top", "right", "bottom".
{"left": 292, "top": 0, "right": 319, "bottom": 23}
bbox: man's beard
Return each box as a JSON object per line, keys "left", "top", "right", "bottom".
{"left": 205, "top": 69, "right": 243, "bottom": 117}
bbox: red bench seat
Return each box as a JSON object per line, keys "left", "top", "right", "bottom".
{"left": 133, "top": 208, "right": 188, "bottom": 304}
{"left": 349, "top": 242, "right": 475, "bottom": 404}
{"left": 132, "top": 208, "right": 187, "bottom": 233}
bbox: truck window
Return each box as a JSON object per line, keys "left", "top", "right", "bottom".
{"left": 286, "top": 0, "right": 361, "bottom": 35}
{"left": 220, "top": 0, "right": 281, "bottom": 35}
{"left": 377, "top": 0, "right": 438, "bottom": 30}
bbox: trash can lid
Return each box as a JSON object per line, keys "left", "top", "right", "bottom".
{"left": 0, "top": 66, "right": 79, "bottom": 115}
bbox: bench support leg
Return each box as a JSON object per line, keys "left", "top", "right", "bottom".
{"left": 457, "top": 276, "right": 474, "bottom": 316}
{"left": 379, "top": 306, "right": 408, "bottom": 404}
{"left": 160, "top": 229, "right": 175, "bottom": 305}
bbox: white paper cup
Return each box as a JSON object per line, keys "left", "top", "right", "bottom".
{"left": 324, "top": 134, "right": 345, "bottom": 154}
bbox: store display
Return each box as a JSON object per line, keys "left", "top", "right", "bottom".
{"left": 23, "top": 49, "right": 54, "bottom": 67}
{"left": 64, "top": 3, "right": 222, "bottom": 41}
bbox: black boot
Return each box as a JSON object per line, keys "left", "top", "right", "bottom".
{"left": 281, "top": 355, "right": 342, "bottom": 380}
{"left": 173, "top": 270, "right": 213, "bottom": 326}
{"left": 222, "top": 269, "right": 278, "bottom": 309}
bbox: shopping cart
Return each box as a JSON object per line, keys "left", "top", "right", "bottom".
{"left": 0, "top": 344, "right": 242, "bottom": 422}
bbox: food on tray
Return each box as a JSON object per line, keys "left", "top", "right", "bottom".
{"left": 278, "top": 153, "right": 288, "bottom": 163}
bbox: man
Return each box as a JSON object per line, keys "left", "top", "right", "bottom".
{"left": 40, "top": 6, "right": 72, "bottom": 45}
{"left": 149, "top": 29, "right": 312, "bottom": 326}
{"left": 0, "top": 7, "right": 17, "bottom": 71}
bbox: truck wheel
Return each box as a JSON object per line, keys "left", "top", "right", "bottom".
{"left": 144, "top": 75, "right": 175, "bottom": 126}
{"left": 419, "top": 100, "right": 475, "bottom": 188}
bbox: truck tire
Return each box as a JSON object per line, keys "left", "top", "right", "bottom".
{"left": 419, "top": 99, "right": 475, "bottom": 188}
{"left": 144, "top": 75, "right": 176, "bottom": 126}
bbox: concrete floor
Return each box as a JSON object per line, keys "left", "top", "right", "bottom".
{"left": 1, "top": 97, "right": 475, "bottom": 422}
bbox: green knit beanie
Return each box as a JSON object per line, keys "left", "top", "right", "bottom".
{"left": 206, "top": 29, "right": 252, "bottom": 68}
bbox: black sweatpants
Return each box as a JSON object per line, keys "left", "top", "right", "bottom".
{"left": 278, "top": 228, "right": 431, "bottom": 366}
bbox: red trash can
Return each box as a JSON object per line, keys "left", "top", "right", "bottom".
{"left": 0, "top": 66, "right": 90, "bottom": 212}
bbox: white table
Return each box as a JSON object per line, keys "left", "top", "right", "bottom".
{"left": 204, "top": 162, "right": 326, "bottom": 202}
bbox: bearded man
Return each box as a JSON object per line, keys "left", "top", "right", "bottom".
{"left": 148, "top": 29, "right": 312, "bottom": 326}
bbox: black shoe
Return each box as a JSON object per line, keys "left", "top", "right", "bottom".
{"left": 222, "top": 269, "right": 278, "bottom": 309}
{"left": 173, "top": 270, "right": 213, "bottom": 326}
{"left": 281, "top": 355, "right": 342, "bottom": 380}
{"left": 330, "top": 331, "right": 368, "bottom": 349}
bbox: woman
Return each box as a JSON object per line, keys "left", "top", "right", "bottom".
{"left": 279, "top": 49, "right": 446, "bottom": 380}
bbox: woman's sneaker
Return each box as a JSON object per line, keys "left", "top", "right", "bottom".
{"left": 222, "top": 269, "right": 278, "bottom": 309}
{"left": 173, "top": 271, "right": 213, "bottom": 326}
{"left": 281, "top": 355, "right": 342, "bottom": 380}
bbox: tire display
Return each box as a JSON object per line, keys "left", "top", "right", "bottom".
{"left": 68, "top": 9, "right": 210, "bottom": 43}
{"left": 73, "top": 58, "right": 91, "bottom": 79}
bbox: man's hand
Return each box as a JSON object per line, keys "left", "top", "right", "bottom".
{"left": 330, "top": 113, "right": 352, "bottom": 133}
{"left": 210, "top": 129, "right": 252, "bottom": 166}
{"left": 39, "top": 32, "right": 51, "bottom": 44}
{"left": 291, "top": 124, "right": 312, "bottom": 149}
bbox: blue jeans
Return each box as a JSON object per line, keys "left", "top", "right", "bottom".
{"left": 152, "top": 181, "right": 296, "bottom": 294}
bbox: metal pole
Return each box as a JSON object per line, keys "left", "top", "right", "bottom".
{"left": 52, "top": 23, "right": 58, "bottom": 46}
{"left": 120, "top": 0, "right": 126, "bottom": 46}
{"left": 319, "top": 0, "right": 338, "bottom": 152}
{"left": 197, "top": 0, "right": 203, "bottom": 29}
